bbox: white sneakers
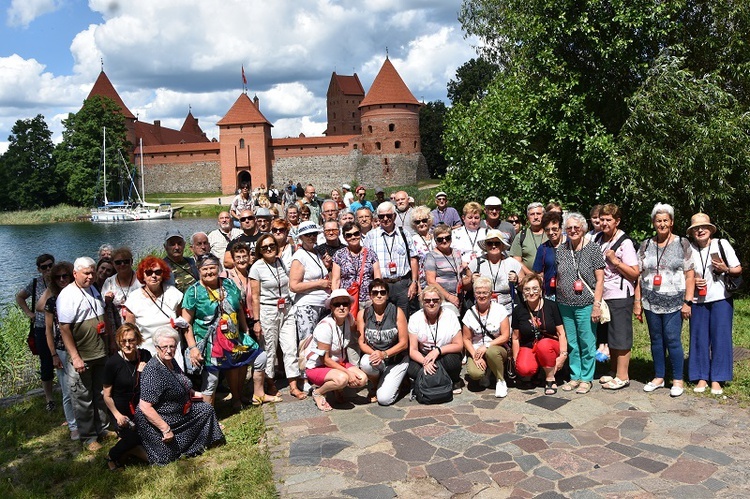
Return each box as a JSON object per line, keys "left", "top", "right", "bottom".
{"left": 495, "top": 380, "right": 508, "bottom": 398}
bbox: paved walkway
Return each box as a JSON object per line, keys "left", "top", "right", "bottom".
{"left": 262, "top": 376, "right": 750, "bottom": 498}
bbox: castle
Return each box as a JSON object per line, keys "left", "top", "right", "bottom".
{"left": 85, "top": 58, "right": 428, "bottom": 195}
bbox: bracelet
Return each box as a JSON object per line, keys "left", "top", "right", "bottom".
{"left": 683, "top": 299, "right": 692, "bottom": 306}
{"left": 162, "top": 427, "right": 171, "bottom": 434}
{"left": 436, "top": 346, "right": 442, "bottom": 356}
{"left": 188, "top": 346, "right": 198, "bottom": 351}
{"left": 383, "top": 350, "right": 389, "bottom": 360}
{"left": 559, "top": 351, "right": 568, "bottom": 357}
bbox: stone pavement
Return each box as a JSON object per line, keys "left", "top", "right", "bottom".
{"left": 261, "top": 377, "right": 750, "bottom": 498}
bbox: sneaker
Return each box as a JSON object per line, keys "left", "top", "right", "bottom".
{"left": 70, "top": 429, "right": 80, "bottom": 441}
{"left": 495, "top": 380, "right": 508, "bottom": 398}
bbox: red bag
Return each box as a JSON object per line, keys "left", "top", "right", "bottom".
{"left": 346, "top": 249, "right": 368, "bottom": 319}
{"left": 27, "top": 327, "right": 39, "bottom": 356}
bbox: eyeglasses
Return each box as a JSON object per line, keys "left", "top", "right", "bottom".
{"left": 324, "top": 229, "right": 339, "bottom": 234}
{"left": 114, "top": 259, "right": 132, "bottom": 266}
{"left": 344, "top": 231, "right": 361, "bottom": 239}
{"left": 144, "top": 269, "right": 163, "bottom": 277}
{"left": 377, "top": 214, "right": 395, "bottom": 220}
{"left": 156, "top": 344, "right": 177, "bottom": 351}
{"left": 331, "top": 302, "right": 350, "bottom": 309}
{"left": 507, "top": 219, "right": 520, "bottom": 225}
{"left": 240, "top": 216, "right": 255, "bottom": 222}
{"left": 423, "top": 298, "right": 441, "bottom": 304}
{"left": 485, "top": 206, "right": 500, "bottom": 212}
{"left": 54, "top": 274, "right": 71, "bottom": 280}
{"left": 485, "top": 241, "right": 503, "bottom": 248}
{"left": 566, "top": 226, "right": 582, "bottom": 232}
{"left": 475, "top": 291, "right": 491, "bottom": 297}
{"left": 39, "top": 263, "right": 54, "bottom": 270}
{"left": 523, "top": 287, "right": 541, "bottom": 294}
{"left": 120, "top": 338, "right": 137, "bottom": 345}
{"left": 414, "top": 218, "right": 429, "bottom": 225}
{"left": 271, "top": 228, "right": 287, "bottom": 234}
{"left": 371, "top": 289, "right": 387, "bottom": 297}
{"left": 435, "top": 236, "right": 452, "bottom": 243}
{"left": 260, "top": 244, "right": 278, "bottom": 252}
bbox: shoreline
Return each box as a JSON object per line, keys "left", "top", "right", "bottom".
{"left": 0, "top": 203, "right": 224, "bottom": 226}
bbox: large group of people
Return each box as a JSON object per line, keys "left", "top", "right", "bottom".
{"left": 16, "top": 181, "right": 743, "bottom": 469}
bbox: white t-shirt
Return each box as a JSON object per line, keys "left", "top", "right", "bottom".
{"left": 57, "top": 284, "right": 105, "bottom": 324}
{"left": 124, "top": 286, "right": 184, "bottom": 366}
{"left": 408, "top": 308, "right": 461, "bottom": 354}
{"left": 452, "top": 226, "right": 487, "bottom": 264}
{"left": 305, "top": 316, "right": 353, "bottom": 369}
{"left": 691, "top": 239, "right": 741, "bottom": 303}
{"left": 343, "top": 191, "right": 354, "bottom": 207}
{"left": 291, "top": 248, "right": 330, "bottom": 307}
{"left": 101, "top": 274, "right": 141, "bottom": 311}
{"left": 208, "top": 228, "right": 242, "bottom": 260}
{"left": 470, "top": 256, "right": 522, "bottom": 313}
{"left": 249, "top": 258, "right": 290, "bottom": 304}
{"left": 462, "top": 303, "right": 509, "bottom": 349}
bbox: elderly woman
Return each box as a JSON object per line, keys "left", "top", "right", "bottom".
{"left": 556, "top": 212, "right": 605, "bottom": 395}
{"left": 271, "top": 219, "right": 294, "bottom": 268}
{"left": 305, "top": 289, "right": 368, "bottom": 411}
{"left": 286, "top": 204, "right": 301, "bottom": 245}
{"left": 687, "top": 213, "right": 742, "bottom": 395}
{"left": 338, "top": 209, "right": 355, "bottom": 226}
{"left": 103, "top": 323, "right": 151, "bottom": 469}
{"left": 40, "top": 261, "right": 78, "bottom": 440}
{"left": 410, "top": 205, "right": 435, "bottom": 293}
{"left": 102, "top": 248, "right": 141, "bottom": 331}
{"left": 124, "top": 256, "right": 185, "bottom": 369}
{"left": 635, "top": 203, "right": 695, "bottom": 397}
{"left": 332, "top": 221, "right": 380, "bottom": 316}
{"left": 425, "top": 224, "right": 472, "bottom": 315}
{"left": 407, "top": 286, "right": 464, "bottom": 393}
{"left": 471, "top": 229, "right": 523, "bottom": 315}
{"left": 135, "top": 327, "right": 224, "bottom": 465}
{"left": 452, "top": 202, "right": 487, "bottom": 264}
{"left": 184, "top": 254, "right": 272, "bottom": 409}
{"left": 462, "top": 276, "right": 511, "bottom": 397}
{"left": 94, "top": 258, "right": 115, "bottom": 293}
{"left": 511, "top": 273, "right": 568, "bottom": 395}
{"left": 99, "top": 244, "right": 114, "bottom": 261}
{"left": 533, "top": 211, "right": 564, "bottom": 300}
{"left": 249, "top": 234, "right": 304, "bottom": 400}
{"left": 595, "top": 204, "right": 640, "bottom": 390}
{"left": 357, "top": 280, "right": 409, "bottom": 405}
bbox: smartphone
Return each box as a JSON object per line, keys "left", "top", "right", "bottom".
{"left": 710, "top": 252, "right": 722, "bottom": 263}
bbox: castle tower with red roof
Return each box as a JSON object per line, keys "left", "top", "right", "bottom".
{"left": 326, "top": 73, "right": 365, "bottom": 136}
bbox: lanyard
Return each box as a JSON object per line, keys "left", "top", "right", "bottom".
{"left": 698, "top": 239, "right": 712, "bottom": 278}
{"left": 381, "top": 231, "right": 397, "bottom": 264}
{"left": 465, "top": 228, "right": 479, "bottom": 250}
{"left": 427, "top": 311, "right": 441, "bottom": 347}
{"left": 335, "top": 320, "right": 347, "bottom": 362}
{"left": 144, "top": 285, "right": 171, "bottom": 320}
{"left": 568, "top": 241, "right": 583, "bottom": 277}
{"left": 440, "top": 249, "right": 461, "bottom": 282}
{"left": 76, "top": 284, "right": 101, "bottom": 317}
{"left": 655, "top": 234, "right": 672, "bottom": 272}
{"left": 264, "top": 259, "right": 284, "bottom": 298}
{"left": 304, "top": 249, "right": 326, "bottom": 278}
{"left": 530, "top": 229, "right": 542, "bottom": 250}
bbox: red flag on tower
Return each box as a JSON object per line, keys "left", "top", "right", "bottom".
{"left": 242, "top": 65, "right": 247, "bottom": 85}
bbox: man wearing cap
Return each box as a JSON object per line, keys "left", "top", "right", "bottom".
{"left": 224, "top": 209, "right": 260, "bottom": 269}
{"left": 164, "top": 230, "right": 198, "bottom": 293}
{"left": 363, "top": 201, "right": 419, "bottom": 316}
{"left": 372, "top": 187, "right": 386, "bottom": 211}
{"left": 208, "top": 211, "right": 242, "bottom": 261}
{"left": 483, "top": 196, "right": 516, "bottom": 243}
{"left": 470, "top": 230, "right": 523, "bottom": 315}
{"left": 349, "top": 185, "right": 374, "bottom": 214}
{"left": 509, "top": 202, "right": 547, "bottom": 274}
{"left": 255, "top": 207, "right": 273, "bottom": 234}
{"left": 393, "top": 191, "right": 414, "bottom": 236}
{"left": 431, "top": 192, "right": 462, "bottom": 229}
{"left": 342, "top": 184, "right": 354, "bottom": 208}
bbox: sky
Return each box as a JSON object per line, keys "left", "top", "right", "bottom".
{"left": 0, "top": 0, "right": 479, "bottom": 154}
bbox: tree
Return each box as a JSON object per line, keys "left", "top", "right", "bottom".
{"left": 54, "top": 95, "right": 131, "bottom": 206}
{"left": 0, "top": 115, "right": 59, "bottom": 210}
{"left": 447, "top": 57, "right": 500, "bottom": 106}
{"left": 419, "top": 101, "right": 449, "bottom": 178}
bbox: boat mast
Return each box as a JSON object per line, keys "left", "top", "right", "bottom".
{"left": 139, "top": 138, "right": 145, "bottom": 201}
{"left": 102, "top": 126, "right": 108, "bottom": 205}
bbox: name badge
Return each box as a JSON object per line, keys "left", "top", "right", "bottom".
{"left": 277, "top": 297, "right": 286, "bottom": 310}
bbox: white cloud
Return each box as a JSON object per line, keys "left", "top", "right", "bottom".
{"left": 6, "top": 0, "right": 61, "bottom": 28}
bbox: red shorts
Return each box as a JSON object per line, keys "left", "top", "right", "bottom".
{"left": 306, "top": 362, "right": 355, "bottom": 387}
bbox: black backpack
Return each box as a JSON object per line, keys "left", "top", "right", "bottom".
{"left": 412, "top": 363, "right": 453, "bottom": 405}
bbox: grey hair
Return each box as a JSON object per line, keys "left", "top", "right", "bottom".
{"left": 651, "top": 202, "right": 674, "bottom": 221}
{"left": 338, "top": 210, "right": 354, "bottom": 222}
{"left": 74, "top": 256, "right": 96, "bottom": 271}
{"left": 190, "top": 232, "right": 208, "bottom": 245}
{"left": 98, "top": 244, "right": 113, "bottom": 254}
{"left": 153, "top": 326, "right": 180, "bottom": 348}
{"left": 377, "top": 201, "right": 395, "bottom": 214}
{"left": 563, "top": 212, "right": 588, "bottom": 233}
{"left": 526, "top": 202, "right": 544, "bottom": 214}
{"left": 473, "top": 276, "right": 493, "bottom": 292}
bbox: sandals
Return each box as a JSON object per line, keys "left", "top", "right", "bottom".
{"left": 602, "top": 378, "right": 630, "bottom": 390}
{"left": 575, "top": 382, "right": 592, "bottom": 394}
{"left": 561, "top": 380, "right": 581, "bottom": 392}
{"left": 544, "top": 381, "right": 558, "bottom": 395}
{"left": 252, "top": 394, "right": 283, "bottom": 406}
{"left": 599, "top": 372, "right": 616, "bottom": 384}
{"left": 106, "top": 456, "right": 124, "bottom": 471}
{"left": 312, "top": 391, "right": 332, "bottom": 412}
{"left": 289, "top": 388, "right": 308, "bottom": 400}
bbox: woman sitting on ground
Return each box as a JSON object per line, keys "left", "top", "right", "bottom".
{"left": 407, "top": 285, "right": 464, "bottom": 394}
{"left": 462, "top": 276, "right": 510, "bottom": 398}
{"left": 103, "top": 323, "right": 151, "bottom": 470}
{"left": 511, "top": 273, "right": 568, "bottom": 395}
{"left": 357, "top": 280, "right": 409, "bottom": 405}
{"left": 135, "top": 327, "right": 224, "bottom": 465}
{"left": 305, "top": 289, "right": 368, "bottom": 411}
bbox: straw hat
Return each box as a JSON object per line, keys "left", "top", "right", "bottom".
{"left": 478, "top": 229, "right": 511, "bottom": 251}
{"left": 686, "top": 213, "right": 716, "bottom": 235}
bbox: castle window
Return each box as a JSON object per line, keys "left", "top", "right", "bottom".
{"left": 414, "top": 141, "right": 417, "bottom": 148}
{"left": 239, "top": 138, "right": 245, "bottom": 149}
{"left": 394, "top": 141, "right": 401, "bottom": 149}
{"left": 384, "top": 158, "right": 389, "bottom": 165}
{"left": 353, "top": 144, "right": 358, "bottom": 150}
{"left": 333, "top": 126, "right": 337, "bottom": 132}
{"left": 353, "top": 126, "right": 356, "bottom": 131}
{"left": 368, "top": 125, "right": 373, "bottom": 133}
{"left": 352, "top": 112, "right": 355, "bottom": 118}
{"left": 333, "top": 112, "right": 336, "bottom": 119}
{"left": 375, "top": 142, "right": 381, "bottom": 150}
{"left": 389, "top": 124, "right": 395, "bottom": 132}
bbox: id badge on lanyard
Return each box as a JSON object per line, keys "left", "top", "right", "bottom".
{"left": 277, "top": 297, "right": 286, "bottom": 310}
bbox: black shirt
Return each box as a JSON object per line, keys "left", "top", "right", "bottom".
{"left": 511, "top": 300, "right": 563, "bottom": 349}
{"left": 103, "top": 349, "right": 152, "bottom": 417}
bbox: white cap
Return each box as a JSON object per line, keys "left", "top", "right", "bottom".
{"left": 484, "top": 196, "right": 502, "bottom": 207}
{"left": 435, "top": 191, "right": 447, "bottom": 199}
{"left": 342, "top": 183, "right": 351, "bottom": 190}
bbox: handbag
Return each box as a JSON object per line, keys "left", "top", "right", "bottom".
{"left": 578, "top": 271, "right": 610, "bottom": 324}
{"left": 717, "top": 239, "right": 743, "bottom": 293}
{"left": 346, "top": 248, "right": 368, "bottom": 319}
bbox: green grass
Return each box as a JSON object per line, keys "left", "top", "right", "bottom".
{"left": 0, "top": 397, "right": 276, "bottom": 498}
{"left": 0, "top": 306, "right": 37, "bottom": 398}
{"left": 0, "top": 205, "right": 90, "bottom": 225}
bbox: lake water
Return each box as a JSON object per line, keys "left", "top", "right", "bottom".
{"left": 0, "top": 218, "right": 217, "bottom": 309}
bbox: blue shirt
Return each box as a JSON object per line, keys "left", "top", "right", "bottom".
{"left": 533, "top": 241, "right": 558, "bottom": 298}
{"left": 431, "top": 207, "right": 462, "bottom": 228}
{"left": 349, "top": 200, "right": 374, "bottom": 213}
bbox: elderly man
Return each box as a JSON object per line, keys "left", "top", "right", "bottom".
{"left": 57, "top": 256, "right": 112, "bottom": 451}
{"left": 431, "top": 191, "right": 462, "bottom": 229}
{"left": 509, "top": 202, "right": 548, "bottom": 273}
{"left": 208, "top": 211, "right": 242, "bottom": 260}
{"left": 349, "top": 185, "right": 374, "bottom": 214}
{"left": 230, "top": 182, "right": 253, "bottom": 226}
{"left": 298, "top": 184, "right": 322, "bottom": 223}
{"left": 342, "top": 183, "right": 354, "bottom": 208}
{"left": 255, "top": 207, "right": 273, "bottom": 234}
{"left": 191, "top": 232, "right": 211, "bottom": 260}
{"left": 317, "top": 220, "right": 344, "bottom": 261}
{"left": 364, "top": 201, "right": 419, "bottom": 316}
{"left": 483, "top": 196, "right": 516, "bottom": 243}
{"left": 393, "top": 191, "right": 414, "bottom": 235}
{"left": 163, "top": 230, "right": 198, "bottom": 292}
{"left": 356, "top": 206, "right": 374, "bottom": 236}
{"left": 321, "top": 199, "right": 339, "bottom": 223}
{"left": 224, "top": 209, "right": 260, "bottom": 268}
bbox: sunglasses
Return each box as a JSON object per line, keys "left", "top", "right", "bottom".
{"left": 507, "top": 219, "right": 520, "bottom": 224}
{"left": 423, "top": 298, "right": 441, "bottom": 304}
{"left": 271, "top": 227, "right": 287, "bottom": 234}
{"left": 39, "top": 263, "right": 54, "bottom": 270}
{"left": 377, "top": 214, "right": 395, "bottom": 220}
{"left": 240, "top": 216, "right": 255, "bottom": 222}
{"left": 414, "top": 218, "right": 429, "bottom": 225}
{"left": 260, "top": 244, "right": 278, "bottom": 252}
{"left": 435, "top": 236, "right": 452, "bottom": 243}
{"left": 344, "top": 231, "right": 361, "bottom": 239}
{"left": 144, "top": 269, "right": 163, "bottom": 277}
{"left": 324, "top": 229, "right": 339, "bottom": 234}
{"left": 54, "top": 273, "right": 71, "bottom": 280}
{"left": 114, "top": 259, "right": 131, "bottom": 266}
{"left": 120, "top": 338, "right": 137, "bottom": 345}
{"left": 371, "top": 289, "right": 387, "bottom": 297}
{"left": 331, "top": 302, "right": 350, "bottom": 309}
{"left": 485, "top": 241, "right": 503, "bottom": 248}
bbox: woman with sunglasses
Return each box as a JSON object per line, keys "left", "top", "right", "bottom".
{"left": 410, "top": 205, "right": 435, "bottom": 294}
{"left": 332, "top": 221, "right": 381, "bottom": 314}
{"left": 39, "top": 261, "right": 78, "bottom": 440}
{"left": 357, "top": 280, "right": 408, "bottom": 405}
{"left": 271, "top": 218, "right": 294, "bottom": 268}
{"left": 425, "top": 224, "right": 471, "bottom": 315}
{"left": 102, "top": 247, "right": 140, "bottom": 330}
{"left": 511, "top": 273, "right": 567, "bottom": 395}
{"left": 407, "top": 286, "right": 464, "bottom": 395}
{"left": 124, "top": 257, "right": 185, "bottom": 369}
{"left": 249, "top": 234, "right": 302, "bottom": 400}
{"left": 305, "top": 289, "right": 368, "bottom": 411}
{"left": 298, "top": 204, "right": 312, "bottom": 224}
{"left": 103, "top": 323, "right": 151, "bottom": 469}
{"left": 470, "top": 230, "right": 523, "bottom": 315}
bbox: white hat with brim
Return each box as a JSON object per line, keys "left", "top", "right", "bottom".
{"left": 478, "top": 229, "right": 511, "bottom": 251}
{"left": 325, "top": 288, "right": 353, "bottom": 309}
{"left": 297, "top": 221, "right": 322, "bottom": 236}
{"left": 686, "top": 213, "right": 717, "bottom": 235}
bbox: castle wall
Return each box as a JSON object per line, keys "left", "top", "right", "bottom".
{"left": 143, "top": 160, "right": 221, "bottom": 193}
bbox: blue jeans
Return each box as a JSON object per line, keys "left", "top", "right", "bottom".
{"left": 644, "top": 309, "right": 684, "bottom": 380}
